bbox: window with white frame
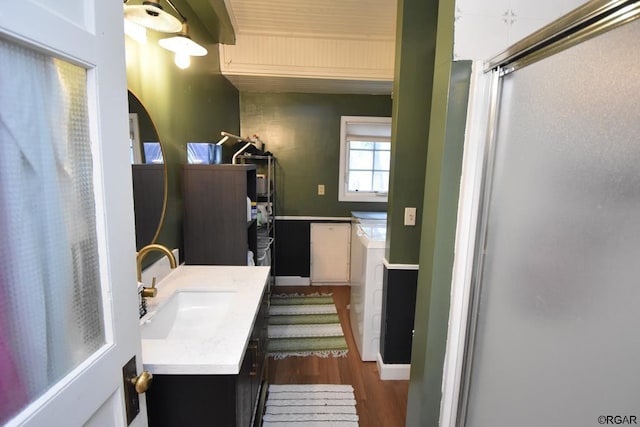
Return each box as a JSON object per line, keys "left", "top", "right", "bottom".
{"left": 339, "top": 116, "right": 392, "bottom": 202}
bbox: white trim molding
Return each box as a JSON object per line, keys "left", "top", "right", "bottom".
{"left": 383, "top": 258, "right": 419, "bottom": 270}
{"left": 376, "top": 353, "right": 411, "bottom": 380}
{"left": 275, "top": 276, "right": 311, "bottom": 286}
{"left": 439, "top": 61, "right": 492, "bottom": 427}
{"left": 275, "top": 216, "right": 352, "bottom": 221}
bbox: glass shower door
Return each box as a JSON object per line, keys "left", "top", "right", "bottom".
{"left": 461, "top": 15, "right": 640, "bottom": 427}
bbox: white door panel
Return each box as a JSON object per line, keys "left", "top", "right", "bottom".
{"left": 0, "top": 1, "right": 97, "bottom": 62}
{"left": 0, "top": 0, "right": 145, "bottom": 426}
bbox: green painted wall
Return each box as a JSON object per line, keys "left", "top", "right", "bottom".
{"left": 386, "top": 0, "right": 440, "bottom": 264}
{"left": 405, "top": 2, "right": 470, "bottom": 422}
{"left": 239, "top": 92, "right": 392, "bottom": 217}
{"left": 125, "top": 25, "right": 239, "bottom": 256}
{"left": 128, "top": 91, "right": 157, "bottom": 144}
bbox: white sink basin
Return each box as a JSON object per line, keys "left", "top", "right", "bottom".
{"left": 139, "top": 265, "right": 270, "bottom": 375}
{"left": 141, "top": 290, "right": 235, "bottom": 340}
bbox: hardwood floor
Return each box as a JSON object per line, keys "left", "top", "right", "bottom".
{"left": 267, "top": 285, "right": 409, "bottom": 427}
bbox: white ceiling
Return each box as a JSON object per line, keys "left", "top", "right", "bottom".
{"left": 220, "top": 0, "right": 397, "bottom": 94}
{"left": 226, "top": 0, "right": 396, "bottom": 40}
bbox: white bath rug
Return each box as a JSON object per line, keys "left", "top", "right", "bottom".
{"left": 263, "top": 384, "right": 359, "bottom": 426}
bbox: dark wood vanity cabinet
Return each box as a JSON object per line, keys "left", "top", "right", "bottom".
{"left": 234, "top": 287, "right": 269, "bottom": 427}
{"left": 251, "top": 286, "right": 270, "bottom": 419}
{"left": 183, "top": 164, "right": 257, "bottom": 266}
{"left": 146, "top": 286, "right": 269, "bottom": 427}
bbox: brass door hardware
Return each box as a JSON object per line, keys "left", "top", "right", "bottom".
{"left": 122, "top": 356, "right": 153, "bottom": 425}
{"left": 130, "top": 370, "right": 153, "bottom": 393}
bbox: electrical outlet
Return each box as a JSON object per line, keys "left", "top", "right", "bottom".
{"left": 404, "top": 207, "right": 416, "bottom": 226}
{"left": 318, "top": 184, "right": 325, "bottom": 196}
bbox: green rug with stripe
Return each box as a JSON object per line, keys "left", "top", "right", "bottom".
{"left": 268, "top": 294, "right": 348, "bottom": 359}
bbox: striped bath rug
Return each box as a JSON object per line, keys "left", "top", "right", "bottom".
{"left": 263, "top": 384, "right": 359, "bottom": 426}
{"left": 268, "top": 294, "right": 348, "bottom": 359}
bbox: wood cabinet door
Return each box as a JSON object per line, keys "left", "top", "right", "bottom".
{"left": 236, "top": 347, "right": 254, "bottom": 426}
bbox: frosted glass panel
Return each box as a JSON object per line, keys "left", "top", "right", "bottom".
{"left": 465, "top": 19, "right": 640, "bottom": 427}
{"left": 0, "top": 38, "right": 105, "bottom": 423}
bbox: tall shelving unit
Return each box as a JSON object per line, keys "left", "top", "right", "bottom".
{"left": 236, "top": 154, "right": 276, "bottom": 277}
{"left": 182, "top": 164, "right": 257, "bottom": 266}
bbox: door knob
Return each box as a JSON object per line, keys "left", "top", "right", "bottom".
{"left": 130, "top": 370, "right": 153, "bottom": 393}
{"left": 123, "top": 356, "right": 150, "bottom": 424}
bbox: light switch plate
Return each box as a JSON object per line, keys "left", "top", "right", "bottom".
{"left": 318, "top": 184, "right": 325, "bottom": 196}
{"left": 404, "top": 207, "right": 416, "bottom": 226}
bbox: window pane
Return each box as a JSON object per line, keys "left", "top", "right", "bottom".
{"left": 187, "top": 142, "right": 212, "bottom": 164}
{"left": 143, "top": 142, "right": 163, "bottom": 164}
{"left": 375, "top": 142, "right": 391, "bottom": 150}
{"left": 348, "top": 171, "right": 373, "bottom": 191}
{"left": 350, "top": 140, "right": 374, "bottom": 150}
{"left": 340, "top": 117, "right": 391, "bottom": 201}
{"left": 374, "top": 150, "right": 390, "bottom": 171}
{"left": 349, "top": 149, "right": 373, "bottom": 170}
{"left": 373, "top": 172, "right": 389, "bottom": 192}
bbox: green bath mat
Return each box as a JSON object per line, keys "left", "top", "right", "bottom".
{"left": 268, "top": 293, "right": 348, "bottom": 359}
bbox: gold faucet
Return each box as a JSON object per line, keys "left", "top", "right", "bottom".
{"left": 136, "top": 244, "right": 177, "bottom": 298}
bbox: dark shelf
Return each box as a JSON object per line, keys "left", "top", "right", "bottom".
{"left": 236, "top": 155, "right": 276, "bottom": 273}
{"left": 257, "top": 192, "right": 273, "bottom": 202}
{"left": 183, "top": 164, "right": 257, "bottom": 266}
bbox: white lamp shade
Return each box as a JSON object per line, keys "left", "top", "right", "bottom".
{"left": 124, "top": 3, "right": 182, "bottom": 33}
{"left": 124, "top": 19, "right": 148, "bottom": 44}
{"left": 158, "top": 35, "right": 208, "bottom": 56}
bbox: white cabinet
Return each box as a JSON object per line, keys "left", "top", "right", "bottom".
{"left": 310, "top": 223, "right": 351, "bottom": 283}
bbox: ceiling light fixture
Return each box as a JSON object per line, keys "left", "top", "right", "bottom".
{"left": 124, "top": 0, "right": 208, "bottom": 69}
{"left": 158, "top": 22, "right": 208, "bottom": 69}
{"left": 123, "top": 1, "right": 182, "bottom": 33}
{"left": 123, "top": 18, "right": 148, "bottom": 44}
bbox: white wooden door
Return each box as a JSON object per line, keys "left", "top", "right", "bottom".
{"left": 0, "top": 1, "right": 146, "bottom": 426}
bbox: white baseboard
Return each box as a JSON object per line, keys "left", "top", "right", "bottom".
{"left": 275, "top": 276, "right": 311, "bottom": 286}
{"left": 376, "top": 353, "right": 411, "bottom": 380}
{"left": 310, "top": 282, "right": 349, "bottom": 286}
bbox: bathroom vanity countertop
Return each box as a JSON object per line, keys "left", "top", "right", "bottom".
{"left": 140, "top": 265, "right": 270, "bottom": 376}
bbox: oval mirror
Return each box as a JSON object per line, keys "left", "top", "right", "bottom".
{"left": 128, "top": 90, "right": 167, "bottom": 251}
